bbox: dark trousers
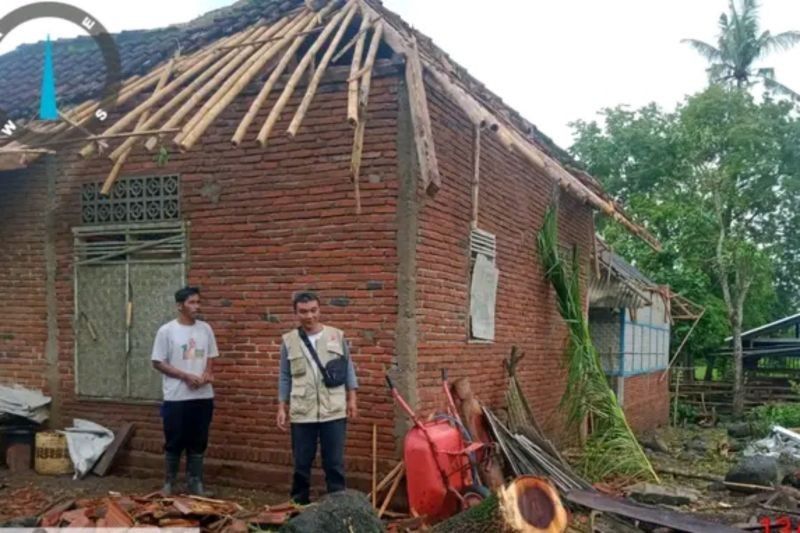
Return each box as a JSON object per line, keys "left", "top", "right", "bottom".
{"left": 161, "top": 399, "right": 214, "bottom": 455}
{"left": 290, "top": 418, "right": 347, "bottom": 504}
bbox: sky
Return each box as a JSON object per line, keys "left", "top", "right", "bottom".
{"left": 1, "top": 0, "right": 798, "bottom": 148}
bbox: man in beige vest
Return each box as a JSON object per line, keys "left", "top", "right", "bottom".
{"left": 276, "top": 292, "right": 358, "bottom": 504}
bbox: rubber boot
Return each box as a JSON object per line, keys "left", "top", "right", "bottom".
{"left": 162, "top": 452, "right": 180, "bottom": 495}
{"left": 186, "top": 453, "right": 214, "bottom": 497}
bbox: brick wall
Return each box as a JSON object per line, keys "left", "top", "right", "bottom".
{"left": 0, "top": 70, "right": 403, "bottom": 489}
{"left": 0, "top": 65, "right": 603, "bottom": 487}
{"left": 622, "top": 372, "right": 670, "bottom": 433}
{"left": 413, "top": 77, "right": 595, "bottom": 442}
{"left": 0, "top": 169, "right": 48, "bottom": 390}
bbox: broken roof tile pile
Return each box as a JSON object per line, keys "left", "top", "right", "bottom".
{"left": 34, "top": 493, "right": 300, "bottom": 531}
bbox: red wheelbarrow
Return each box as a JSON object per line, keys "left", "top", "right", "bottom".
{"left": 386, "top": 370, "right": 489, "bottom": 522}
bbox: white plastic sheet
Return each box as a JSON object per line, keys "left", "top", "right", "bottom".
{"left": 744, "top": 425, "right": 800, "bottom": 459}
{"left": 0, "top": 384, "right": 51, "bottom": 422}
{"left": 62, "top": 419, "right": 114, "bottom": 479}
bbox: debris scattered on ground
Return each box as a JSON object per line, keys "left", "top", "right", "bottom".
{"left": 744, "top": 425, "right": 800, "bottom": 459}
{"left": 625, "top": 482, "right": 701, "bottom": 506}
{"left": 0, "top": 489, "right": 305, "bottom": 531}
{"left": 0, "top": 485, "right": 50, "bottom": 523}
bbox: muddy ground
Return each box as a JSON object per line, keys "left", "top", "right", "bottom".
{"left": 0, "top": 424, "right": 796, "bottom": 530}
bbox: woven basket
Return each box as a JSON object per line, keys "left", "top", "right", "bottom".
{"left": 34, "top": 431, "right": 72, "bottom": 475}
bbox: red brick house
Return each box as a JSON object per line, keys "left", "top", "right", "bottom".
{"left": 0, "top": 0, "right": 660, "bottom": 488}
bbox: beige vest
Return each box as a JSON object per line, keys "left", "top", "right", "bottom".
{"left": 283, "top": 325, "right": 347, "bottom": 423}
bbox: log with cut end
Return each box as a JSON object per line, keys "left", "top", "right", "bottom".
{"left": 431, "top": 476, "right": 568, "bottom": 533}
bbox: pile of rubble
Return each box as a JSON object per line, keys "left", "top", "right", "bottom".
{"left": 11, "top": 492, "right": 301, "bottom": 531}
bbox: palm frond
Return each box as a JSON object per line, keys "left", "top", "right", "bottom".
{"left": 759, "top": 30, "right": 800, "bottom": 57}
{"left": 682, "top": 39, "right": 724, "bottom": 62}
{"left": 537, "top": 207, "right": 658, "bottom": 483}
{"left": 762, "top": 75, "right": 800, "bottom": 101}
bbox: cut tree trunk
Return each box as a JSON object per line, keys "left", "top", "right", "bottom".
{"left": 431, "top": 476, "right": 567, "bottom": 533}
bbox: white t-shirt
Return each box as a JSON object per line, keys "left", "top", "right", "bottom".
{"left": 151, "top": 319, "right": 219, "bottom": 401}
{"left": 301, "top": 331, "right": 323, "bottom": 380}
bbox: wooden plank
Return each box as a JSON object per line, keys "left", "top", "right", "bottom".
{"left": 404, "top": 37, "right": 440, "bottom": 195}
{"left": 565, "top": 490, "right": 742, "bottom": 533}
{"left": 92, "top": 422, "right": 135, "bottom": 476}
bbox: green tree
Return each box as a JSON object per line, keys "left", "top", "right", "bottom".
{"left": 683, "top": 0, "right": 800, "bottom": 99}
{"left": 571, "top": 87, "right": 800, "bottom": 415}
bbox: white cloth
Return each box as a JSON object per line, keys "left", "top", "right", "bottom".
{"left": 62, "top": 419, "right": 114, "bottom": 479}
{"left": 151, "top": 319, "right": 219, "bottom": 401}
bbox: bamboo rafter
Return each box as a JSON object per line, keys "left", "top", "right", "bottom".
{"left": 0, "top": 0, "right": 660, "bottom": 240}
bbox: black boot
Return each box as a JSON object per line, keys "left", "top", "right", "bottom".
{"left": 186, "top": 453, "right": 214, "bottom": 497}
{"left": 162, "top": 452, "right": 180, "bottom": 495}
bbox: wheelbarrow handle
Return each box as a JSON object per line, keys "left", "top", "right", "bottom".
{"left": 385, "top": 374, "right": 395, "bottom": 391}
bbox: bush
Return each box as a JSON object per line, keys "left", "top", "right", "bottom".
{"left": 748, "top": 403, "right": 800, "bottom": 436}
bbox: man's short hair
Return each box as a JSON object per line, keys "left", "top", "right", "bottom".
{"left": 175, "top": 286, "right": 200, "bottom": 304}
{"left": 293, "top": 291, "right": 320, "bottom": 310}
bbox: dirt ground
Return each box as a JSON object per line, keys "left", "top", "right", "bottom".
{"left": 0, "top": 424, "right": 794, "bottom": 529}
{"left": 0, "top": 468, "right": 286, "bottom": 523}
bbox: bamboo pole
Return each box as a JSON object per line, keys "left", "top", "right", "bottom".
{"left": 171, "top": 21, "right": 284, "bottom": 136}
{"left": 80, "top": 27, "right": 256, "bottom": 158}
{"left": 349, "top": 22, "right": 382, "bottom": 214}
{"left": 471, "top": 123, "right": 481, "bottom": 228}
{"left": 177, "top": 10, "right": 314, "bottom": 150}
{"left": 351, "top": 120, "right": 365, "bottom": 215}
{"left": 287, "top": 2, "right": 358, "bottom": 137}
{"left": 116, "top": 25, "right": 282, "bottom": 157}
{"left": 368, "top": 461, "right": 403, "bottom": 499}
{"left": 257, "top": 1, "right": 354, "bottom": 147}
{"left": 139, "top": 28, "right": 274, "bottom": 153}
{"left": 333, "top": 12, "right": 372, "bottom": 64}
{"left": 232, "top": 6, "right": 332, "bottom": 146}
{"left": 378, "top": 465, "right": 404, "bottom": 518}
{"left": 347, "top": 12, "right": 370, "bottom": 126}
{"left": 101, "top": 54, "right": 177, "bottom": 194}
{"left": 173, "top": 18, "right": 297, "bottom": 146}
{"left": 217, "top": 24, "right": 325, "bottom": 50}
{"left": 404, "top": 36, "right": 440, "bottom": 194}
{"left": 371, "top": 424, "right": 377, "bottom": 508}
{"left": 357, "top": 22, "right": 383, "bottom": 112}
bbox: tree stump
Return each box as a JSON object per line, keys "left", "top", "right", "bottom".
{"left": 432, "top": 476, "right": 568, "bottom": 533}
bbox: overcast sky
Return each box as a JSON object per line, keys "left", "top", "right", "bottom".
{"left": 1, "top": 0, "right": 798, "bottom": 148}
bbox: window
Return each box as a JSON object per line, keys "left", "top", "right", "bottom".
{"left": 73, "top": 175, "right": 185, "bottom": 401}
{"left": 468, "top": 228, "right": 498, "bottom": 341}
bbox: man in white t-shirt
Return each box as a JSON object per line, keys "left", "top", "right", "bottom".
{"left": 151, "top": 286, "right": 219, "bottom": 496}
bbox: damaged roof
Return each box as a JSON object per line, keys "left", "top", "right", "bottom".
{"left": 0, "top": 0, "right": 577, "bottom": 167}
{"left": 0, "top": 0, "right": 659, "bottom": 249}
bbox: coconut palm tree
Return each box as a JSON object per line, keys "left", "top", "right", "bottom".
{"left": 683, "top": 0, "right": 800, "bottom": 99}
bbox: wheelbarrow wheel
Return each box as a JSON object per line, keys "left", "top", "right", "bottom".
{"left": 460, "top": 484, "right": 490, "bottom": 509}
